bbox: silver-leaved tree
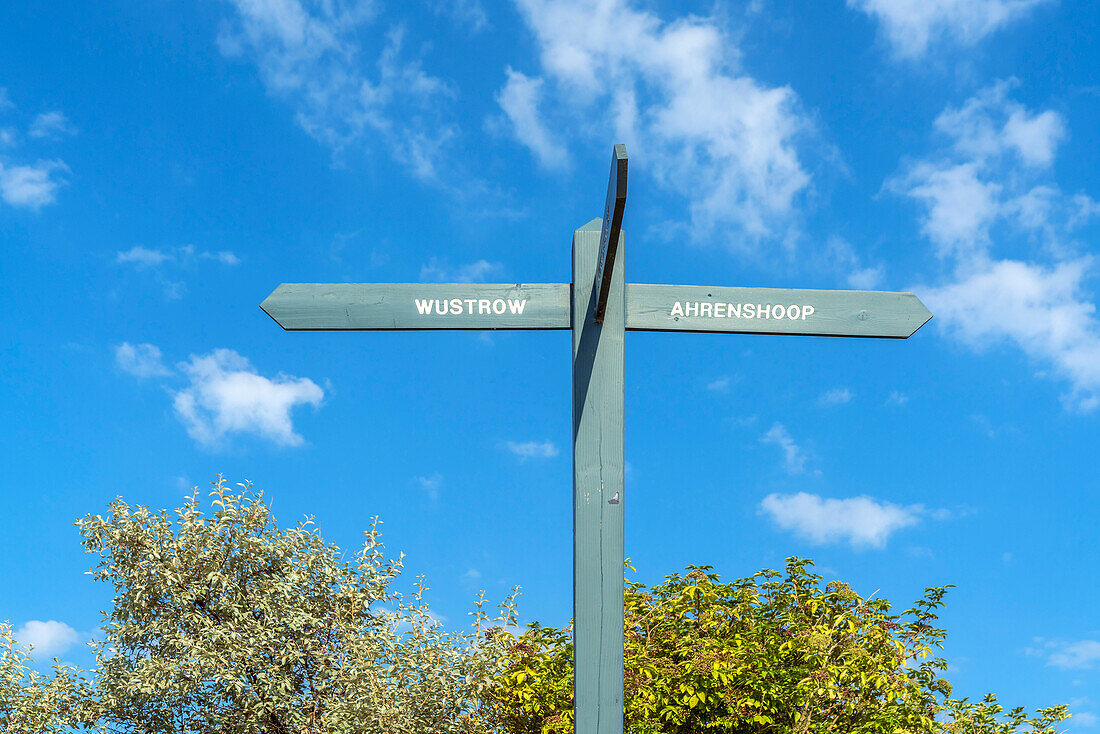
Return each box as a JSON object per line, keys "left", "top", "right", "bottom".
{"left": 70, "top": 477, "right": 518, "bottom": 734}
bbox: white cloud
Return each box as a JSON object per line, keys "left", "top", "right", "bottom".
{"left": 934, "top": 81, "right": 1064, "bottom": 169}
{"left": 117, "top": 245, "right": 173, "bottom": 268}
{"left": 501, "top": 0, "right": 811, "bottom": 241}
{"left": 1074, "top": 712, "right": 1098, "bottom": 727}
{"left": 496, "top": 68, "right": 568, "bottom": 170}
{"left": 895, "top": 82, "right": 1100, "bottom": 410}
{"left": 209, "top": 250, "right": 241, "bottom": 265}
{"left": 923, "top": 258, "right": 1100, "bottom": 410}
{"left": 115, "top": 342, "right": 172, "bottom": 378}
{"left": 759, "top": 492, "right": 923, "bottom": 548}
{"left": 818, "top": 387, "right": 853, "bottom": 406}
{"left": 15, "top": 620, "right": 81, "bottom": 658}
{"left": 116, "top": 245, "right": 240, "bottom": 298}
{"left": 218, "top": 0, "right": 455, "bottom": 178}
{"left": 848, "top": 0, "right": 1052, "bottom": 58}
{"left": 1070, "top": 194, "right": 1100, "bottom": 230}
{"left": 417, "top": 472, "right": 443, "bottom": 500}
{"left": 420, "top": 257, "right": 504, "bottom": 282}
{"left": 706, "top": 376, "right": 731, "bottom": 393}
{"left": 173, "top": 349, "right": 324, "bottom": 448}
{"left": 0, "top": 159, "right": 68, "bottom": 209}
{"left": 761, "top": 422, "right": 807, "bottom": 474}
{"left": 506, "top": 440, "right": 559, "bottom": 460}
{"left": 28, "top": 111, "right": 76, "bottom": 139}
{"left": 885, "top": 390, "right": 909, "bottom": 406}
{"left": 461, "top": 568, "right": 482, "bottom": 582}
{"left": 1048, "top": 640, "right": 1100, "bottom": 670}
{"left": 432, "top": 0, "right": 489, "bottom": 32}
{"left": 826, "top": 236, "right": 885, "bottom": 289}
{"left": 117, "top": 245, "right": 241, "bottom": 268}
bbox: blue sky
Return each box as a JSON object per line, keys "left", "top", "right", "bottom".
{"left": 2, "top": 0, "right": 1098, "bottom": 725}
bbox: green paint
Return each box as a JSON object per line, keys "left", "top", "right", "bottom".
{"left": 572, "top": 217, "right": 625, "bottom": 734}
{"left": 626, "top": 284, "right": 932, "bottom": 338}
{"left": 261, "top": 283, "right": 571, "bottom": 331}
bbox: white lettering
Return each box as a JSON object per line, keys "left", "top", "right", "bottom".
{"left": 465, "top": 298, "right": 477, "bottom": 313}
{"left": 450, "top": 298, "right": 462, "bottom": 315}
{"left": 434, "top": 299, "right": 447, "bottom": 315}
{"left": 802, "top": 305, "right": 815, "bottom": 320}
{"left": 772, "top": 305, "right": 786, "bottom": 319}
{"left": 700, "top": 302, "right": 713, "bottom": 317}
{"left": 492, "top": 299, "right": 506, "bottom": 314}
{"left": 478, "top": 299, "right": 490, "bottom": 314}
{"left": 415, "top": 298, "right": 432, "bottom": 315}
{"left": 757, "top": 304, "right": 770, "bottom": 319}
{"left": 743, "top": 303, "right": 756, "bottom": 318}
{"left": 671, "top": 302, "right": 684, "bottom": 318}
{"left": 508, "top": 299, "right": 527, "bottom": 314}
{"left": 714, "top": 303, "right": 726, "bottom": 318}
{"left": 685, "top": 302, "right": 699, "bottom": 317}
{"left": 729, "top": 303, "right": 741, "bottom": 318}
{"left": 787, "top": 304, "right": 799, "bottom": 320}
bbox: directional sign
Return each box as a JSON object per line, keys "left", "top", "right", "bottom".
{"left": 259, "top": 145, "right": 933, "bottom": 734}
{"left": 261, "top": 283, "right": 571, "bottom": 330}
{"left": 593, "top": 144, "right": 628, "bottom": 322}
{"left": 626, "top": 284, "right": 932, "bottom": 338}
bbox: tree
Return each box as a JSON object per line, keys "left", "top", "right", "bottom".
{"left": 0, "top": 621, "right": 86, "bottom": 733}
{"left": 478, "top": 560, "right": 1070, "bottom": 734}
{"left": 72, "top": 477, "right": 518, "bottom": 734}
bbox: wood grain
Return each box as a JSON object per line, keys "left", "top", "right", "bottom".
{"left": 573, "top": 217, "right": 625, "bottom": 734}
{"left": 625, "top": 284, "right": 932, "bottom": 338}
{"left": 260, "top": 283, "right": 571, "bottom": 331}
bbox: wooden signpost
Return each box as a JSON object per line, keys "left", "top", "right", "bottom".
{"left": 261, "top": 145, "right": 932, "bottom": 734}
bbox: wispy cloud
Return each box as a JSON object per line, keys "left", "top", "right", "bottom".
{"left": 432, "top": 0, "right": 489, "bottom": 33}
{"left": 894, "top": 80, "right": 1100, "bottom": 410}
{"left": 15, "top": 620, "right": 81, "bottom": 658}
{"left": 417, "top": 472, "right": 443, "bottom": 500}
{"left": 117, "top": 246, "right": 173, "bottom": 268}
{"left": 172, "top": 349, "right": 324, "bottom": 448}
{"left": 759, "top": 492, "right": 923, "bottom": 549}
{"left": 499, "top": 0, "right": 812, "bottom": 242}
{"left": 0, "top": 159, "right": 68, "bottom": 209}
{"left": 495, "top": 68, "right": 568, "bottom": 170}
{"left": 1027, "top": 638, "right": 1100, "bottom": 670}
{"left": 116, "top": 245, "right": 241, "bottom": 298}
{"left": 706, "top": 376, "right": 732, "bottom": 393}
{"left": 818, "top": 387, "right": 853, "bottom": 406}
{"left": 885, "top": 390, "right": 909, "bottom": 407}
{"left": 848, "top": 0, "right": 1053, "bottom": 58}
{"left": 826, "top": 236, "right": 884, "bottom": 289}
{"left": 506, "top": 440, "right": 559, "bottom": 460}
{"left": 28, "top": 111, "right": 76, "bottom": 139}
{"left": 0, "top": 91, "right": 73, "bottom": 210}
{"left": 761, "top": 422, "right": 808, "bottom": 474}
{"left": 217, "top": 0, "right": 456, "bottom": 179}
{"left": 115, "top": 342, "right": 172, "bottom": 378}
{"left": 420, "top": 258, "right": 504, "bottom": 282}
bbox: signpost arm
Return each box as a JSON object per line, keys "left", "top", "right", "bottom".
{"left": 572, "top": 217, "right": 625, "bottom": 734}
{"left": 594, "top": 145, "right": 628, "bottom": 322}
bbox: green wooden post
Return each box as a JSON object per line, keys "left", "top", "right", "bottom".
{"left": 572, "top": 217, "right": 626, "bottom": 734}
{"left": 257, "top": 144, "right": 933, "bottom": 734}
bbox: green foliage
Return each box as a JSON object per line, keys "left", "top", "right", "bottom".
{"left": 0, "top": 622, "right": 87, "bottom": 733}
{"left": 71, "top": 476, "right": 518, "bottom": 734}
{"left": 0, "top": 481, "right": 1075, "bottom": 734}
{"left": 479, "top": 559, "right": 1070, "bottom": 734}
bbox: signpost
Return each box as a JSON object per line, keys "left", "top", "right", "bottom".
{"left": 261, "top": 145, "right": 932, "bottom": 734}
